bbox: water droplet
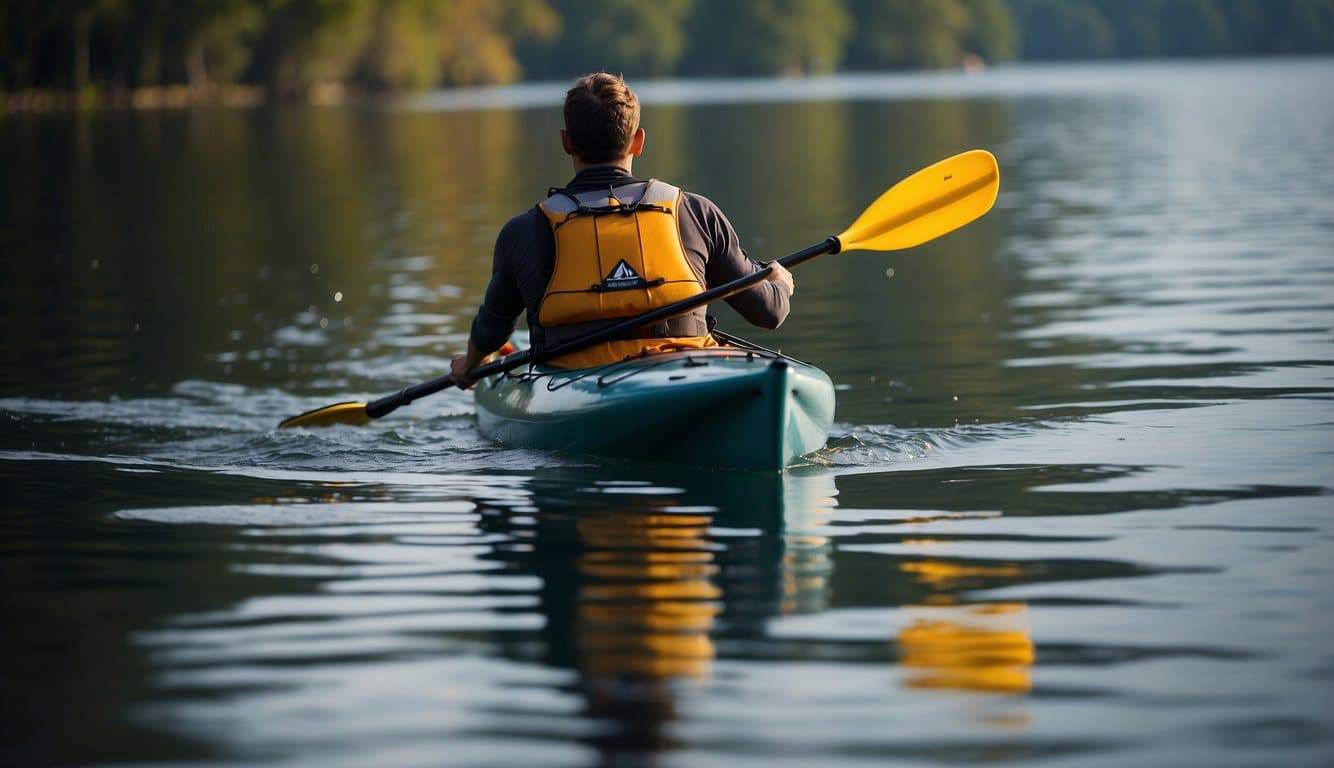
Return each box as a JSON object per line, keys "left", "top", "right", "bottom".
{"left": 310, "top": 264, "right": 319, "bottom": 274}
{"left": 952, "top": 395, "right": 959, "bottom": 401}
{"left": 885, "top": 268, "right": 895, "bottom": 278}
{"left": 319, "top": 318, "right": 329, "bottom": 329}
{"left": 334, "top": 291, "right": 344, "bottom": 302}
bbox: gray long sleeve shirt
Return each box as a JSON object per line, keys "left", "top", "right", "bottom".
{"left": 468, "top": 165, "right": 789, "bottom": 354}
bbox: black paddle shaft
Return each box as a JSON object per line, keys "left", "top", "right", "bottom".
{"left": 364, "top": 236, "right": 841, "bottom": 418}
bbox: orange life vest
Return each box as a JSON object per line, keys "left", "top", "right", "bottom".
{"left": 537, "top": 180, "right": 712, "bottom": 367}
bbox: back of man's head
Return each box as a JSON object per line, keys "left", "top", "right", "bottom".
{"left": 563, "top": 73, "right": 640, "bottom": 164}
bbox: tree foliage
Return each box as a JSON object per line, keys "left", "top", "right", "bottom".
{"left": 847, "top": 0, "right": 971, "bottom": 69}
{"left": 3, "top": 0, "right": 1332, "bottom": 96}
{"left": 537, "top": 0, "right": 694, "bottom": 78}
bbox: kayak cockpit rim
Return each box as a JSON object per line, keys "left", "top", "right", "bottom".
{"left": 488, "top": 332, "right": 802, "bottom": 388}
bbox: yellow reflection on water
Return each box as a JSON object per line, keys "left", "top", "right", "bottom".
{"left": 896, "top": 559, "right": 1035, "bottom": 698}
{"left": 899, "top": 603, "right": 1034, "bottom": 695}
{"left": 575, "top": 511, "right": 719, "bottom": 681}
{"left": 900, "top": 559, "right": 1027, "bottom": 587}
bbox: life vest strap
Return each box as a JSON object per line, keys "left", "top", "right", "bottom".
{"left": 550, "top": 201, "right": 672, "bottom": 231}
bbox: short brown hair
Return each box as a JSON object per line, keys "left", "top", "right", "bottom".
{"left": 563, "top": 73, "right": 640, "bottom": 164}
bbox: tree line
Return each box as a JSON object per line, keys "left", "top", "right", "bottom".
{"left": 2, "top": 0, "right": 1332, "bottom": 97}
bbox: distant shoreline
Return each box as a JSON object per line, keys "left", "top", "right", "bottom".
{"left": 6, "top": 55, "right": 1331, "bottom": 115}
{"left": 4, "top": 83, "right": 307, "bottom": 113}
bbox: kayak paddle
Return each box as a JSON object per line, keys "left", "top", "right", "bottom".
{"left": 277, "top": 149, "right": 999, "bottom": 429}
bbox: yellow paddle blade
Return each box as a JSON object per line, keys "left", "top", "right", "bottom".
{"left": 835, "top": 149, "right": 1000, "bottom": 253}
{"left": 277, "top": 401, "right": 370, "bottom": 429}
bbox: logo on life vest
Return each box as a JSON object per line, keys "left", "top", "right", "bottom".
{"left": 602, "top": 259, "right": 647, "bottom": 290}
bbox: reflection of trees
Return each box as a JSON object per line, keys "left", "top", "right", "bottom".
{"left": 0, "top": 102, "right": 541, "bottom": 398}
{"left": 817, "top": 98, "right": 1022, "bottom": 425}
{"left": 0, "top": 82, "right": 1107, "bottom": 431}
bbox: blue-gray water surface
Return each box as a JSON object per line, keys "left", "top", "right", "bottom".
{"left": 2, "top": 60, "right": 1333, "bottom": 766}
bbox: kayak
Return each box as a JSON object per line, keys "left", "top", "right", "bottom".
{"left": 474, "top": 338, "right": 835, "bottom": 471}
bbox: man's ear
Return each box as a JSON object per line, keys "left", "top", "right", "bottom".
{"left": 560, "top": 129, "right": 576, "bottom": 157}
{"left": 628, "top": 127, "right": 646, "bottom": 157}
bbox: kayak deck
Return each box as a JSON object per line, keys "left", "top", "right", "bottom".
{"left": 474, "top": 343, "right": 835, "bottom": 471}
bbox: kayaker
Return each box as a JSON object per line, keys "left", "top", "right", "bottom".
{"left": 450, "top": 72, "right": 794, "bottom": 388}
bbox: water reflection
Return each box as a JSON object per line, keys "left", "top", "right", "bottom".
{"left": 0, "top": 92, "right": 1022, "bottom": 410}
{"left": 468, "top": 470, "right": 820, "bottom": 761}
{"left": 575, "top": 511, "right": 719, "bottom": 682}
{"left": 896, "top": 552, "right": 1034, "bottom": 698}
{"left": 899, "top": 602, "right": 1033, "bottom": 695}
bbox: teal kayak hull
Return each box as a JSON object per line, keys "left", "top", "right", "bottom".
{"left": 474, "top": 346, "right": 835, "bottom": 471}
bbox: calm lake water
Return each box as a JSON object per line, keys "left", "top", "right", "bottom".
{"left": 3, "top": 59, "right": 1333, "bottom": 766}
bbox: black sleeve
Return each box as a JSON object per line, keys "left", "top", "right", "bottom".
{"left": 687, "top": 193, "right": 790, "bottom": 330}
{"left": 468, "top": 214, "right": 529, "bottom": 354}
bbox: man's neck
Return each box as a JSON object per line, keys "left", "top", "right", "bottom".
{"left": 572, "top": 156, "right": 633, "bottom": 174}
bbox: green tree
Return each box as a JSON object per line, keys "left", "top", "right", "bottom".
{"left": 440, "top": 0, "right": 558, "bottom": 84}
{"left": 359, "top": 0, "right": 441, "bottom": 89}
{"left": 686, "top": 0, "right": 850, "bottom": 76}
{"left": 1255, "top": 0, "right": 1334, "bottom": 53}
{"left": 181, "top": 0, "right": 264, "bottom": 88}
{"left": 847, "top": 0, "right": 973, "bottom": 69}
{"left": 1157, "top": 0, "right": 1227, "bottom": 56}
{"left": 252, "top": 0, "right": 374, "bottom": 96}
{"left": 962, "top": 0, "right": 1018, "bottom": 62}
{"left": 45, "top": 0, "right": 116, "bottom": 90}
{"left": 1089, "top": 0, "right": 1161, "bottom": 58}
{"left": 359, "top": 0, "right": 558, "bottom": 89}
{"left": 532, "top": 0, "right": 693, "bottom": 79}
{"left": 0, "top": 0, "right": 54, "bottom": 89}
{"left": 119, "top": 0, "right": 173, "bottom": 88}
{"left": 1011, "top": 0, "right": 1114, "bottom": 60}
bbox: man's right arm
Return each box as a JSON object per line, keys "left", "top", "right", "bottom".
{"left": 687, "top": 193, "right": 792, "bottom": 330}
{"left": 456, "top": 216, "right": 528, "bottom": 387}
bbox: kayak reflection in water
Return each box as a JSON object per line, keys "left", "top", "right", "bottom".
{"left": 473, "top": 471, "right": 791, "bottom": 760}
{"left": 449, "top": 71, "right": 795, "bottom": 386}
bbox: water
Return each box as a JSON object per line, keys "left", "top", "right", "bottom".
{"left": 3, "top": 59, "right": 1333, "bottom": 766}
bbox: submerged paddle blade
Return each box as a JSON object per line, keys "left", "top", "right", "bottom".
{"left": 277, "top": 401, "right": 371, "bottom": 429}
{"left": 836, "top": 149, "right": 999, "bottom": 253}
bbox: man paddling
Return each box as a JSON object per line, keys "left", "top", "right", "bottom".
{"left": 450, "top": 72, "right": 794, "bottom": 387}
